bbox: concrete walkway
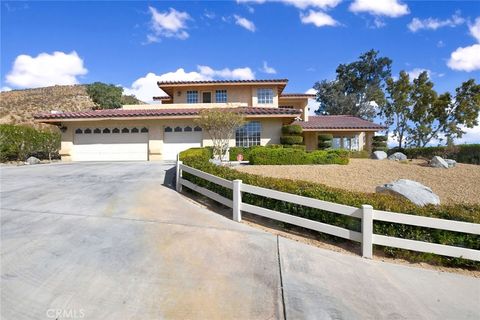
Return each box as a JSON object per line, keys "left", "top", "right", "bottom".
{"left": 1, "top": 162, "right": 479, "bottom": 319}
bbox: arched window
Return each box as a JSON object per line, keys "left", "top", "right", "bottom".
{"left": 174, "top": 126, "right": 182, "bottom": 132}
{"left": 103, "top": 128, "right": 111, "bottom": 134}
{"left": 184, "top": 126, "right": 192, "bottom": 132}
{"left": 235, "top": 121, "right": 261, "bottom": 147}
{"left": 121, "top": 128, "right": 130, "bottom": 133}
{"left": 112, "top": 128, "right": 120, "bottom": 133}
{"left": 164, "top": 126, "right": 173, "bottom": 132}
{"left": 84, "top": 128, "right": 92, "bottom": 134}
{"left": 93, "top": 128, "right": 101, "bottom": 134}
{"left": 75, "top": 128, "right": 83, "bottom": 134}
{"left": 141, "top": 127, "right": 148, "bottom": 133}
{"left": 131, "top": 127, "right": 139, "bottom": 133}
{"left": 194, "top": 126, "right": 202, "bottom": 132}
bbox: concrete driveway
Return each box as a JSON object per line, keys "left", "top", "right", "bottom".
{"left": 1, "top": 162, "right": 479, "bottom": 319}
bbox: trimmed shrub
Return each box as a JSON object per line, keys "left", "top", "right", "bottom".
{"left": 179, "top": 148, "right": 480, "bottom": 269}
{"left": 281, "top": 125, "right": 303, "bottom": 135}
{"left": 349, "top": 150, "right": 370, "bottom": 158}
{"left": 249, "top": 147, "right": 349, "bottom": 165}
{"left": 280, "top": 135, "right": 303, "bottom": 145}
{"left": 284, "top": 144, "right": 306, "bottom": 151}
{"left": 318, "top": 134, "right": 333, "bottom": 150}
{"left": 178, "top": 147, "right": 212, "bottom": 163}
{"left": 372, "top": 135, "right": 388, "bottom": 152}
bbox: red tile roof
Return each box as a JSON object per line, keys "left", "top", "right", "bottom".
{"left": 34, "top": 107, "right": 302, "bottom": 121}
{"left": 157, "top": 79, "right": 288, "bottom": 85}
{"left": 293, "top": 115, "right": 386, "bottom": 130}
{"left": 280, "top": 93, "right": 316, "bottom": 98}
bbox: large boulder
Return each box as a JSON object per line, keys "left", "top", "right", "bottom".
{"left": 376, "top": 179, "right": 440, "bottom": 206}
{"left": 445, "top": 159, "right": 457, "bottom": 168}
{"left": 371, "top": 151, "right": 387, "bottom": 160}
{"left": 388, "top": 152, "right": 407, "bottom": 161}
{"left": 430, "top": 156, "right": 449, "bottom": 169}
{"left": 25, "top": 156, "right": 41, "bottom": 165}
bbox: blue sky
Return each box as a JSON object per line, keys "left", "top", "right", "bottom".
{"left": 1, "top": 0, "right": 479, "bottom": 107}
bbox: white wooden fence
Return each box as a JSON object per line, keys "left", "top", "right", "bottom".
{"left": 176, "top": 161, "right": 480, "bottom": 261}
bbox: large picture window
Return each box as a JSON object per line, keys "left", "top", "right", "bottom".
{"left": 215, "top": 89, "right": 227, "bottom": 103}
{"left": 186, "top": 90, "right": 198, "bottom": 103}
{"left": 257, "top": 88, "right": 274, "bottom": 104}
{"left": 235, "top": 121, "right": 261, "bottom": 147}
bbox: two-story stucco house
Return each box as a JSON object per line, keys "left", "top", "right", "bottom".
{"left": 35, "top": 79, "right": 385, "bottom": 161}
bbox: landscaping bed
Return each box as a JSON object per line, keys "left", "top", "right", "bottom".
{"left": 236, "top": 158, "right": 480, "bottom": 205}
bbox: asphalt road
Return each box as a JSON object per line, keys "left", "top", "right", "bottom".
{"left": 1, "top": 162, "right": 478, "bottom": 319}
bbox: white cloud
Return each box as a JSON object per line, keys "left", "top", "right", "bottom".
{"left": 124, "top": 66, "right": 255, "bottom": 102}
{"left": 147, "top": 7, "right": 190, "bottom": 42}
{"left": 1, "top": 86, "right": 12, "bottom": 92}
{"left": 457, "top": 115, "right": 480, "bottom": 144}
{"left": 349, "top": 0, "right": 409, "bottom": 18}
{"left": 300, "top": 10, "right": 339, "bottom": 27}
{"left": 5, "top": 51, "right": 87, "bottom": 88}
{"left": 233, "top": 15, "right": 256, "bottom": 32}
{"left": 305, "top": 88, "right": 317, "bottom": 94}
{"left": 237, "top": 0, "right": 341, "bottom": 10}
{"left": 260, "top": 61, "right": 277, "bottom": 74}
{"left": 406, "top": 68, "right": 431, "bottom": 80}
{"left": 468, "top": 17, "right": 480, "bottom": 42}
{"left": 407, "top": 12, "right": 465, "bottom": 32}
{"left": 447, "top": 44, "right": 480, "bottom": 72}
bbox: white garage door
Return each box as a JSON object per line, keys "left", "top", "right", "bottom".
{"left": 73, "top": 127, "right": 148, "bottom": 161}
{"left": 163, "top": 125, "right": 202, "bottom": 160}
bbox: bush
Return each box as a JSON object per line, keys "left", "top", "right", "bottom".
{"left": 179, "top": 148, "right": 480, "bottom": 269}
{"left": 280, "top": 135, "right": 303, "bottom": 145}
{"left": 396, "top": 144, "right": 480, "bottom": 165}
{"left": 281, "top": 125, "right": 303, "bottom": 135}
{"left": 372, "top": 135, "right": 388, "bottom": 152}
{"left": 373, "top": 135, "right": 388, "bottom": 142}
{"left": 318, "top": 134, "right": 333, "bottom": 150}
{"left": 86, "top": 82, "right": 123, "bottom": 109}
{"left": 178, "top": 147, "right": 212, "bottom": 163}
{"left": 349, "top": 150, "right": 370, "bottom": 158}
{"left": 284, "top": 144, "right": 306, "bottom": 150}
{"left": 0, "top": 124, "right": 61, "bottom": 162}
{"left": 249, "top": 147, "right": 349, "bottom": 165}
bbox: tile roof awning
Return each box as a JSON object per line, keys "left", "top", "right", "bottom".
{"left": 34, "top": 107, "right": 302, "bottom": 122}
{"left": 293, "top": 115, "right": 386, "bottom": 131}
{"left": 280, "top": 93, "right": 316, "bottom": 98}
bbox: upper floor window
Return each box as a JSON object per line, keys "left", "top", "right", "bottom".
{"left": 187, "top": 90, "right": 198, "bottom": 103}
{"left": 257, "top": 88, "right": 274, "bottom": 104}
{"left": 215, "top": 90, "right": 227, "bottom": 103}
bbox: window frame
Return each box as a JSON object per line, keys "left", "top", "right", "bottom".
{"left": 235, "top": 121, "right": 261, "bottom": 147}
{"left": 257, "top": 88, "right": 274, "bottom": 104}
{"left": 215, "top": 89, "right": 227, "bottom": 103}
{"left": 186, "top": 90, "right": 199, "bottom": 104}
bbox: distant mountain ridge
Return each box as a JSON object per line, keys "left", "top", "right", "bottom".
{"left": 0, "top": 84, "right": 144, "bottom": 127}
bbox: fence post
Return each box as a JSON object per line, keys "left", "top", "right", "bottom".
{"left": 176, "top": 160, "right": 183, "bottom": 192}
{"left": 361, "top": 204, "right": 373, "bottom": 259}
{"left": 233, "top": 180, "right": 242, "bottom": 222}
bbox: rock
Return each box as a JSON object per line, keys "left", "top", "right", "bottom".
{"left": 388, "top": 152, "right": 407, "bottom": 161}
{"left": 371, "top": 151, "right": 387, "bottom": 160}
{"left": 376, "top": 179, "right": 440, "bottom": 206}
{"left": 25, "top": 156, "right": 41, "bottom": 165}
{"left": 445, "top": 159, "right": 457, "bottom": 168}
{"left": 430, "top": 156, "right": 449, "bottom": 169}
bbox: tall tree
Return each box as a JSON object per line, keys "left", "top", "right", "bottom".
{"left": 314, "top": 49, "right": 392, "bottom": 120}
{"left": 86, "top": 82, "right": 123, "bottom": 109}
{"left": 382, "top": 71, "right": 412, "bottom": 148}
{"left": 409, "top": 75, "right": 480, "bottom": 147}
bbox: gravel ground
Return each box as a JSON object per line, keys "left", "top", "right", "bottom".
{"left": 236, "top": 159, "right": 480, "bottom": 205}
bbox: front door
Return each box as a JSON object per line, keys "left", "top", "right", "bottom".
{"left": 202, "top": 92, "right": 212, "bottom": 103}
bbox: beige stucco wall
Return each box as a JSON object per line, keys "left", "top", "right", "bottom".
{"left": 59, "top": 118, "right": 284, "bottom": 161}
{"left": 278, "top": 98, "right": 309, "bottom": 121}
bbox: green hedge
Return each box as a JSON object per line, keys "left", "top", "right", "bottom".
{"left": 0, "top": 124, "right": 61, "bottom": 162}
{"left": 318, "top": 134, "right": 333, "bottom": 150}
{"left": 281, "top": 125, "right": 303, "bottom": 135}
{"left": 372, "top": 135, "right": 388, "bottom": 152}
{"left": 393, "top": 145, "right": 480, "bottom": 165}
{"left": 280, "top": 135, "right": 303, "bottom": 145}
{"left": 179, "top": 148, "right": 480, "bottom": 269}
{"left": 249, "top": 147, "right": 349, "bottom": 165}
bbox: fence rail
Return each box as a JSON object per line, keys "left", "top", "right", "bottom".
{"left": 176, "top": 161, "right": 480, "bottom": 261}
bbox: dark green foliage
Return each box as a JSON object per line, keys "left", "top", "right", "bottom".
{"left": 396, "top": 144, "right": 480, "bottom": 164}
{"left": 280, "top": 135, "right": 303, "bottom": 145}
{"left": 249, "top": 147, "right": 349, "bottom": 165}
{"left": 120, "top": 94, "right": 144, "bottom": 105}
{"left": 0, "top": 124, "right": 61, "bottom": 162}
{"left": 281, "top": 125, "right": 303, "bottom": 135}
{"left": 318, "top": 134, "right": 333, "bottom": 150}
{"left": 284, "top": 144, "right": 306, "bottom": 150}
{"left": 179, "top": 148, "right": 480, "bottom": 269}
{"left": 349, "top": 150, "right": 370, "bottom": 158}
{"left": 229, "top": 146, "right": 251, "bottom": 161}
{"left": 372, "top": 135, "right": 388, "bottom": 152}
{"left": 86, "top": 82, "right": 123, "bottom": 109}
